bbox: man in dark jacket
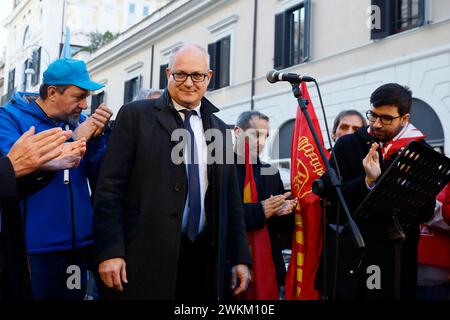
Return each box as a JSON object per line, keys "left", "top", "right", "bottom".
{"left": 0, "top": 127, "right": 70, "bottom": 300}
{"left": 233, "top": 110, "right": 295, "bottom": 299}
{"left": 94, "top": 44, "right": 251, "bottom": 300}
{"left": 318, "top": 83, "right": 435, "bottom": 300}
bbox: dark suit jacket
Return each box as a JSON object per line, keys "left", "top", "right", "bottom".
{"left": 93, "top": 90, "right": 251, "bottom": 300}
{"left": 235, "top": 156, "right": 293, "bottom": 287}
{"left": 316, "top": 126, "right": 435, "bottom": 300}
{"left": 0, "top": 156, "right": 32, "bottom": 300}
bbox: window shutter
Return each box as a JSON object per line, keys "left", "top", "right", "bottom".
{"left": 132, "top": 76, "right": 140, "bottom": 99}
{"left": 370, "top": 0, "right": 394, "bottom": 40}
{"left": 219, "top": 36, "right": 230, "bottom": 88}
{"left": 91, "top": 91, "right": 105, "bottom": 114}
{"left": 159, "top": 64, "right": 168, "bottom": 89}
{"left": 124, "top": 80, "right": 130, "bottom": 104}
{"left": 23, "top": 59, "right": 29, "bottom": 89}
{"left": 32, "top": 48, "right": 41, "bottom": 86}
{"left": 91, "top": 93, "right": 100, "bottom": 114}
{"left": 302, "top": 0, "right": 312, "bottom": 62}
{"left": 7, "top": 69, "right": 15, "bottom": 100}
{"left": 207, "top": 42, "right": 217, "bottom": 90}
{"left": 274, "top": 12, "right": 285, "bottom": 69}
{"left": 8, "top": 70, "right": 14, "bottom": 93}
{"left": 98, "top": 91, "right": 105, "bottom": 105}
{"left": 215, "top": 40, "right": 222, "bottom": 89}
{"left": 138, "top": 75, "right": 143, "bottom": 91}
{"left": 417, "top": 0, "right": 426, "bottom": 27}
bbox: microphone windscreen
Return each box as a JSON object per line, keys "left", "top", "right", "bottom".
{"left": 266, "top": 69, "right": 278, "bottom": 83}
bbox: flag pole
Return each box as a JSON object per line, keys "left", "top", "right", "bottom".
{"left": 290, "top": 83, "right": 365, "bottom": 249}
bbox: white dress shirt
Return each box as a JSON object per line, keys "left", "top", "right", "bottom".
{"left": 172, "top": 99, "right": 208, "bottom": 234}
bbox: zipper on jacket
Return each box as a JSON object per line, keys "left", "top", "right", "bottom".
{"left": 64, "top": 124, "right": 77, "bottom": 253}
{"left": 68, "top": 179, "right": 77, "bottom": 252}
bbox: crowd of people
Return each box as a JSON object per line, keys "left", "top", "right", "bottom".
{"left": 0, "top": 43, "right": 448, "bottom": 301}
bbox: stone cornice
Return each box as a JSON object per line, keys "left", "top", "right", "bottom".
{"left": 87, "top": 0, "right": 230, "bottom": 73}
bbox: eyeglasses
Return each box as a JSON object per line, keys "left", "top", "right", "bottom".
{"left": 366, "top": 110, "right": 402, "bottom": 125}
{"left": 171, "top": 72, "right": 208, "bottom": 83}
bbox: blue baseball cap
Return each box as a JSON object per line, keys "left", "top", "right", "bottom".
{"left": 43, "top": 58, "right": 104, "bottom": 91}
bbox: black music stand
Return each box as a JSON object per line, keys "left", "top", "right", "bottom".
{"left": 353, "top": 141, "right": 450, "bottom": 299}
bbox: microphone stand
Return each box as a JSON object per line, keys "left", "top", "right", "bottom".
{"left": 290, "top": 83, "right": 365, "bottom": 299}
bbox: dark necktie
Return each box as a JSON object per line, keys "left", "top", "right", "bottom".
{"left": 180, "top": 109, "right": 201, "bottom": 241}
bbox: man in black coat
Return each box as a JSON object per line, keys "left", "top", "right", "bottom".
{"left": 0, "top": 127, "right": 70, "bottom": 300}
{"left": 94, "top": 44, "right": 251, "bottom": 300}
{"left": 233, "top": 110, "right": 295, "bottom": 299}
{"left": 317, "top": 83, "right": 435, "bottom": 300}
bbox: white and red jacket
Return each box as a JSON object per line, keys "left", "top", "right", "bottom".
{"left": 418, "top": 184, "right": 450, "bottom": 268}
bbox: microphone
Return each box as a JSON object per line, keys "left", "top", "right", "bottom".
{"left": 266, "top": 69, "right": 315, "bottom": 83}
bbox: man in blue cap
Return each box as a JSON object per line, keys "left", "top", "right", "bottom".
{"left": 0, "top": 58, "right": 113, "bottom": 300}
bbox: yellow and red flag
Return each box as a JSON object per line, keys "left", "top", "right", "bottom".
{"left": 285, "top": 82, "right": 328, "bottom": 300}
{"left": 240, "top": 142, "right": 279, "bottom": 300}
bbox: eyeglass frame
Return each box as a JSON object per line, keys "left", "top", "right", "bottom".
{"left": 365, "top": 110, "right": 403, "bottom": 125}
{"left": 171, "top": 71, "right": 209, "bottom": 83}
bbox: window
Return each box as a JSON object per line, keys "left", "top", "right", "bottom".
{"left": 124, "top": 76, "right": 141, "bottom": 103}
{"left": 31, "top": 48, "right": 41, "bottom": 86}
{"left": 274, "top": 0, "right": 311, "bottom": 69}
{"left": 271, "top": 119, "right": 295, "bottom": 169}
{"left": 91, "top": 91, "right": 105, "bottom": 114}
{"left": 128, "top": 3, "right": 136, "bottom": 25}
{"left": 22, "top": 25, "right": 31, "bottom": 46}
{"left": 143, "top": 6, "right": 149, "bottom": 16}
{"left": 271, "top": 119, "right": 295, "bottom": 190}
{"left": 159, "top": 64, "right": 168, "bottom": 89}
{"left": 370, "top": 0, "right": 425, "bottom": 40}
{"left": 207, "top": 36, "right": 231, "bottom": 91}
{"left": 394, "top": 0, "right": 424, "bottom": 32}
{"left": 410, "top": 98, "right": 444, "bottom": 154}
{"left": 129, "top": 3, "right": 136, "bottom": 14}
{"left": 7, "top": 69, "right": 16, "bottom": 100}
{"left": 58, "top": 43, "right": 78, "bottom": 59}
{"left": 23, "top": 59, "right": 30, "bottom": 90}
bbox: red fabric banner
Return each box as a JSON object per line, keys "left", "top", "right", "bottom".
{"left": 285, "top": 82, "right": 328, "bottom": 300}
{"left": 240, "top": 142, "right": 279, "bottom": 300}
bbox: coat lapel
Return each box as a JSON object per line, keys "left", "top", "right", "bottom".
{"left": 200, "top": 99, "right": 221, "bottom": 182}
{"left": 153, "top": 91, "right": 224, "bottom": 187}
{"left": 155, "top": 91, "right": 184, "bottom": 145}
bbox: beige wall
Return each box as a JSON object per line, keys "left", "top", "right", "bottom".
{"left": 89, "top": 0, "right": 256, "bottom": 115}
{"left": 90, "top": 46, "right": 151, "bottom": 110}
{"left": 2, "top": 0, "right": 56, "bottom": 93}
{"left": 88, "top": 0, "right": 450, "bottom": 114}
{"left": 432, "top": 0, "right": 450, "bottom": 23}
{"left": 87, "top": 0, "right": 450, "bottom": 156}
{"left": 252, "top": 17, "right": 450, "bottom": 100}
{"left": 309, "top": 0, "right": 371, "bottom": 61}
{"left": 210, "top": 0, "right": 450, "bottom": 110}
{"left": 152, "top": 0, "right": 253, "bottom": 88}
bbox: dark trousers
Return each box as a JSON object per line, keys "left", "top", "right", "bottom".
{"left": 29, "top": 247, "right": 93, "bottom": 300}
{"left": 175, "top": 232, "right": 212, "bottom": 300}
{"left": 0, "top": 232, "right": 33, "bottom": 301}
{"left": 317, "top": 224, "right": 419, "bottom": 300}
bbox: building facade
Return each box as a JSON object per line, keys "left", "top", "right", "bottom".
{"left": 84, "top": 0, "right": 450, "bottom": 177}
{"left": 0, "top": 53, "right": 5, "bottom": 100}
{"left": 1, "top": 0, "right": 169, "bottom": 104}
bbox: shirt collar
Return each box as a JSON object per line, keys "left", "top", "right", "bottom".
{"left": 172, "top": 99, "right": 202, "bottom": 118}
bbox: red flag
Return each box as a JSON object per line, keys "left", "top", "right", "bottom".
{"left": 240, "top": 142, "right": 279, "bottom": 300}
{"left": 285, "top": 81, "right": 328, "bottom": 300}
